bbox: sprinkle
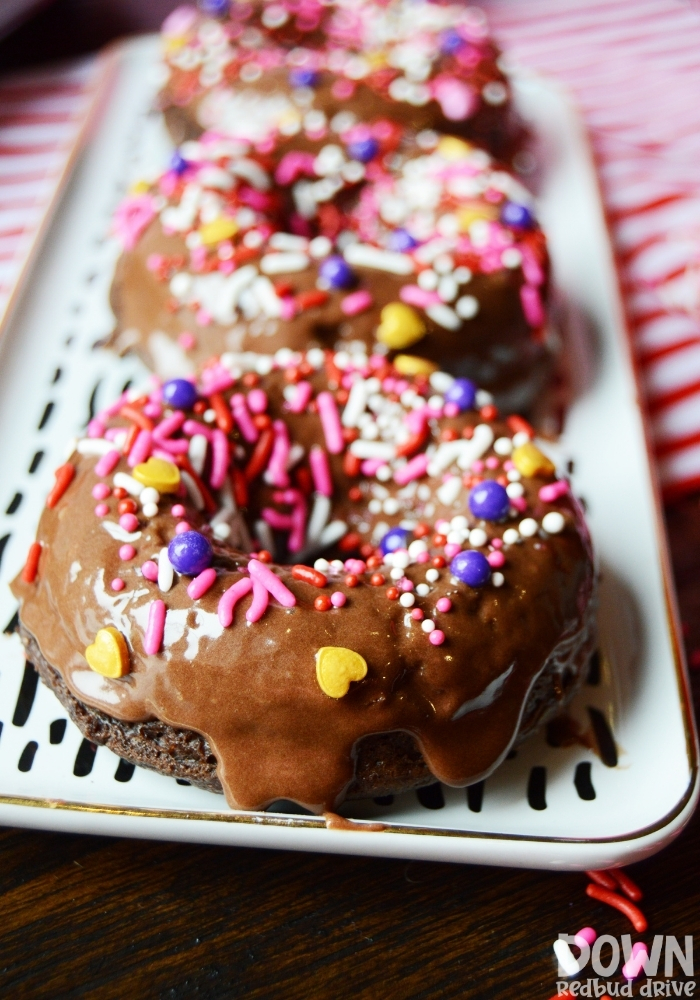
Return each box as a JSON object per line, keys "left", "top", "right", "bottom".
{"left": 46, "top": 463, "right": 75, "bottom": 508}
{"left": 244, "top": 426, "right": 275, "bottom": 482}
{"left": 111, "top": 578, "right": 125, "bottom": 591}
{"left": 520, "top": 283, "right": 545, "bottom": 327}
{"left": 94, "top": 503, "right": 109, "bottom": 517}
{"left": 157, "top": 547, "right": 175, "bottom": 592}
{"left": 341, "top": 290, "right": 373, "bottom": 315}
{"left": 230, "top": 393, "right": 259, "bottom": 443}
{"left": 341, "top": 379, "right": 369, "bottom": 428}
{"left": 316, "top": 391, "right": 344, "bottom": 454}
{"left": 92, "top": 483, "right": 110, "bottom": 500}
{"left": 429, "top": 629, "right": 445, "bottom": 646}
{"left": 344, "top": 244, "right": 414, "bottom": 275}
{"left": 95, "top": 450, "right": 121, "bottom": 477}
{"left": 246, "top": 578, "right": 270, "bottom": 623}
{"left": 142, "top": 560, "right": 158, "bottom": 582}
{"left": 127, "top": 429, "right": 153, "bottom": 468}
{"left": 143, "top": 600, "right": 166, "bottom": 655}
{"left": 518, "top": 518, "right": 538, "bottom": 537}
{"left": 187, "top": 567, "right": 217, "bottom": 600}
{"left": 331, "top": 592, "right": 346, "bottom": 608}
{"left": 426, "top": 303, "right": 461, "bottom": 330}
{"left": 292, "top": 564, "right": 327, "bottom": 588}
{"left": 422, "top": 619, "right": 436, "bottom": 633}
{"left": 513, "top": 442, "right": 555, "bottom": 478}
{"left": 260, "top": 251, "right": 309, "bottom": 274}
{"left": 153, "top": 411, "right": 186, "bottom": 440}
{"left": 585, "top": 884, "right": 647, "bottom": 932}
{"left": 376, "top": 302, "right": 426, "bottom": 350}
{"left": 610, "top": 869, "right": 643, "bottom": 902}
{"left": 218, "top": 576, "right": 253, "bottom": 627}
{"left": 436, "top": 598, "right": 452, "bottom": 613}
{"left": 399, "top": 593, "right": 415, "bottom": 608}
{"left": 209, "top": 392, "right": 234, "bottom": 434}
{"left": 85, "top": 627, "right": 130, "bottom": 678}
{"left": 114, "top": 471, "right": 145, "bottom": 497}
{"left": 119, "top": 544, "right": 136, "bottom": 561}
{"left": 248, "top": 557, "right": 296, "bottom": 608}
{"left": 287, "top": 380, "right": 313, "bottom": 414}
{"left": 309, "top": 446, "right": 333, "bottom": 497}
{"left": 315, "top": 646, "right": 367, "bottom": 699}
{"left": 314, "top": 595, "right": 332, "bottom": 611}
{"left": 22, "top": 542, "right": 42, "bottom": 583}
{"left": 487, "top": 551, "right": 505, "bottom": 568}
{"left": 542, "top": 511, "right": 565, "bottom": 534}
{"left": 553, "top": 939, "right": 580, "bottom": 978}
{"left": 539, "top": 480, "right": 569, "bottom": 502}
{"left": 265, "top": 420, "right": 291, "bottom": 488}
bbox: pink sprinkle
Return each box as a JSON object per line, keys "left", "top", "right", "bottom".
{"left": 361, "top": 458, "right": 384, "bottom": 476}
{"left": 178, "top": 332, "right": 196, "bottom": 350}
{"left": 344, "top": 559, "right": 366, "bottom": 574}
{"left": 435, "top": 519, "right": 451, "bottom": 534}
{"left": 247, "top": 388, "right": 267, "bottom": 414}
{"left": 143, "top": 599, "right": 166, "bottom": 655}
{"left": 153, "top": 411, "right": 185, "bottom": 440}
{"left": 92, "top": 483, "right": 110, "bottom": 500}
{"left": 443, "top": 402, "right": 459, "bottom": 418}
{"left": 510, "top": 496, "right": 528, "bottom": 512}
{"left": 471, "top": 459, "right": 485, "bottom": 473}
{"left": 436, "top": 598, "right": 452, "bottom": 613}
{"left": 287, "top": 380, "right": 313, "bottom": 414}
{"left": 485, "top": 456, "right": 499, "bottom": 470}
{"left": 444, "top": 543, "right": 461, "bottom": 559}
{"left": 209, "top": 428, "right": 230, "bottom": 490}
{"left": 433, "top": 76, "right": 477, "bottom": 120}
{"left": 416, "top": 551, "right": 430, "bottom": 563}
{"left": 262, "top": 508, "right": 294, "bottom": 531}
{"left": 394, "top": 453, "right": 429, "bottom": 486}
{"left": 154, "top": 437, "right": 188, "bottom": 455}
{"left": 171, "top": 504, "right": 186, "bottom": 517}
{"left": 341, "top": 290, "right": 373, "bottom": 315}
{"left": 309, "top": 445, "right": 333, "bottom": 497}
{"left": 429, "top": 629, "right": 445, "bottom": 646}
{"left": 330, "top": 592, "right": 346, "bottom": 608}
{"left": 87, "top": 419, "right": 105, "bottom": 439}
{"left": 119, "top": 513, "right": 139, "bottom": 532}
{"left": 399, "top": 578, "right": 414, "bottom": 592}
{"left": 246, "top": 577, "right": 270, "bottom": 623}
{"left": 142, "top": 560, "right": 159, "bottom": 582}
{"left": 248, "top": 557, "right": 296, "bottom": 608}
{"left": 316, "top": 391, "right": 344, "bottom": 454}
{"left": 119, "top": 544, "right": 136, "bottom": 561}
{"left": 95, "top": 449, "right": 120, "bottom": 477}
{"left": 94, "top": 503, "right": 109, "bottom": 517}
{"left": 187, "top": 567, "right": 217, "bottom": 600}
{"left": 400, "top": 284, "right": 441, "bottom": 309}
{"left": 574, "top": 927, "right": 597, "bottom": 948}
{"left": 621, "top": 943, "right": 648, "bottom": 981}
{"left": 218, "top": 576, "right": 253, "bottom": 626}
{"left": 195, "top": 308, "right": 212, "bottom": 326}
{"left": 230, "top": 394, "right": 259, "bottom": 443}
{"left": 111, "top": 578, "right": 125, "bottom": 592}
{"left": 520, "top": 284, "right": 545, "bottom": 328}
{"left": 143, "top": 402, "right": 161, "bottom": 419}
{"left": 127, "top": 429, "right": 153, "bottom": 468}
{"left": 98, "top": 390, "right": 129, "bottom": 422}
{"left": 411, "top": 608, "right": 424, "bottom": 621}
{"left": 331, "top": 78, "right": 355, "bottom": 100}
{"left": 539, "top": 480, "right": 569, "bottom": 503}
{"left": 487, "top": 551, "right": 505, "bottom": 568}
{"left": 266, "top": 420, "right": 291, "bottom": 488}
{"left": 175, "top": 521, "right": 191, "bottom": 534}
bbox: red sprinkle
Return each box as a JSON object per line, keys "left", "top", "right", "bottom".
{"left": 244, "top": 427, "right": 275, "bottom": 482}
{"left": 370, "top": 573, "right": 385, "bottom": 586}
{"left": 113, "top": 487, "right": 128, "bottom": 500}
{"left": 585, "top": 884, "right": 648, "bottom": 932}
{"left": 480, "top": 404, "right": 498, "bottom": 421}
{"left": 257, "top": 550, "right": 272, "bottom": 563}
{"left": 22, "top": 542, "right": 42, "bottom": 583}
{"left": 296, "top": 289, "right": 329, "bottom": 310}
{"left": 119, "top": 404, "right": 154, "bottom": 431}
{"left": 366, "top": 555, "right": 383, "bottom": 570}
{"left": 121, "top": 424, "right": 139, "bottom": 457}
{"left": 314, "top": 595, "right": 331, "bottom": 611}
{"left": 339, "top": 532, "right": 361, "bottom": 552}
{"left": 432, "top": 556, "right": 446, "bottom": 568}
{"left": 433, "top": 533, "right": 447, "bottom": 547}
{"left": 231, "top": 466, "right": 248, "bottom": 508}
{"left": 610, "top": 868, "right": 643, "bottom": 902}
{"left": 46, "top": 463, "right": 75, "bottom": 508}
{"left": 386, "top": 587, "right": 399, "bottom": 600}
{"left": 118, "top": 499, "right": 137, "bottom": 515}
{"left": 209, "top": 392, "right": 234, "bottom": 434}
{"left": 348, "top": 487, "right": 363, "bottom": 502}
{"left": 343, "top": 451, "right": 362, "bottom": 477}
{"left": 344, "top": 574, "right": 358, "bottom": 588}
{"left": 586, "top": 870, "right": 617, "bottom": 891}
{"left": 292, "top": 565, "right": 327, "bottom": 588}
{"left": 506, "top": 414, "right": 535, "bottom": 438}
{"left": 413, "top": 523, "right": 430, "bottom": 538}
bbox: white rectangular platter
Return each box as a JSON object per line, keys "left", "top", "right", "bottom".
{"left": 0, "top": 36, "right": 695, "bottom": 870}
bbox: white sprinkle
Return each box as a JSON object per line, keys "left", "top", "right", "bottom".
{"left": 399, "top": 593, "right": 415, "bottom": 608}
{"left": 319, "top": 520, "right": 348, "bottom": 547}
{"left": 181, "top": 470, "right": 204, "bottom": 510}
{"left": 507, "top": 469, "right": 522, "bottom": 482}
{"left": 383, "top": 498, "right": 400, "bottom": 516}
{"left": 421, "top": 619, "right": 436, "bottom": 633}
{"left": 113, "top": 472, "right": 143, "bottom": 497}
{"left": 429, "top": 371, "right": 454, "bottom": 393}
{"left": 309, "top": 236, "right": 332, "bottom": 258}
{"left": 349, "top": 440, "right": 395, "bottom": 460}
{"left": 469, "top": 528, "right": 488, "bottom": 548}
{"left": 390, "top": 567, "right": 405, "bottom": 581}
{"left": 188, "top": 434, "right": 209, "bottom": 476}
{"left": 307, "top": 494, "right": 331, "bottom": 542}
{"left": 268, "top": 232, "right": 308, "bottom": 252}
{"left": 417, "top": 269, "right": 438, "bottom": 291}
{"left": 306, "top": 347, "right": 325, "bottom": 368}
{"left": 260, "top": 252, "right": 309, "bottom": 274}
{"left": 343, "top": 243, "right": 415, "bottom": 275}
{"left": 140, "top": 487, "right": 160, "bottom": 505}
{"left": 77, "top": 438, "right": 113, "bottom": 456}
{"left": 476, "top": 389, "right": 494, "bottom": 407}
{"left": 415, "top": 583, "right": 430, "bottom": 597}
{"left": 342, "top": 379, "right": 369, "bottom": 427}
{"left": 506, "top": 482, "right": 524, "bottom": 499}
{"left": 519, "top": 518, "right": 538, "bottom": 537}
{"left": 502, "top": 247, "right": 522, "bottom": 269}
{"left": 438, "top": 275, "right": 458, "bottom": 302}
{"left": 503, "top": 528, "right": 520, "bottom": 545}
{"left": 314, "top": 558, "right": 330, "bottom": 572}
{"left": 456, "top": 295, "right": 479, "bottom": 319}
{"left": 492, "top": 572, "right": 505, "bottom": 588}
{"left": 102, "top": 522, "right": 141, "bottom": 544}
{"left": 542, "top": 511, "right": 565, "bottom": 534}
{"left": 425, "top": 569, "right": 439, "bottom": 584}
{"left": 408, "top": 539, "right": 427, "bottom": 558}
{"left": 158, "top": 547, "right": 175, "bottom": 592}
{"left": 142, "top": 502, "right": 159, "bottom": 518}
{"left": 494, "top": 437, "right": 513, "bottom": 456}
{"left": 213, "top": 523, "right": 231, "bottom": 540}
{"left": 513, "top": 430, "right": 532, "bottom": 447}
{"left": 436, "top": 476, "right": 461, "bottom": 506}
{"left": 426, "top": 303, "right": 461, "bottom": 330}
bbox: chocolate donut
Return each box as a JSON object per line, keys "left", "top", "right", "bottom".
{"left": 109, "top": 130, "right": 552, "bottom": 410}
{"left": 159, "top": 1, "right": 521, "bottom": 159}
{"left": 12, "top": 349, "right": 595, "bottom": 812}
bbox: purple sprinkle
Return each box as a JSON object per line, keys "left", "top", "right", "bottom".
{"left": 162, "top": 378, "right": 197, "bottom": 410}
{"left": 388, "top": 228, "right": 418, "bottom": 252}
{"left": 450, "top": 550, "right": 490, "bottom": 587}
{"left": 468, "top": 480, "right": 510, "bottom": 521}
{"left": 319, "top": 255, "right": 354, "bottom": 289}
{"left": 289, "top": 67, "right": 320, "bottom": 88}
{"left": 168, "top": 531, "right": 213, "bottom": 576}
{"left": 500, "top": 201, "right": 534, "bottom": 229}
{"left": 444, "top": 378, "right": 477, "bottom": 412}
{"left": 347, "top": 136, "right": 379, "bottom": 162}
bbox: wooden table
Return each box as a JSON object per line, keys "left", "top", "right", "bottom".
{"left": 0, "top": 501, "right": 698, "bottom": 998}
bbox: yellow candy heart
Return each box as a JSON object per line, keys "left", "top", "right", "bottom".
{"left": 85, "top": 627, "right": 130, "bottom": 678}
{"left": 457, "top": 204, "right": 499, "bottom": 232}
{"left": 512, "top": 442, "right": 555, "bottom": 478}
{"left": 376, "top": 303, "right": 426, "bottom": 351}
{"left": 133, "top": 457, "right": 181, "bottom": 494}
{"left": 315, "top": 647, "right": 368, "bottom": 699}
{"left": 393, "top": 354, "right": 439, "bottom": 376}
{"left": 198, "top": 217, "right": 238, "bottom": 246}
{"left": 437, "top": 136, "right": 472, "bottom": 161}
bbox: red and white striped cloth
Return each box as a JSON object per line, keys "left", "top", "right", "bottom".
{"left": 0, "top": 57, "right": 101, "bottom": 331}
{"left": 488, "top": 0, "right": 700, "bottom": 499}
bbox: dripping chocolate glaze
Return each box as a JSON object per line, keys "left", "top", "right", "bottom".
{"left": 12, "top": 376, "right": 594, "bottom": 813}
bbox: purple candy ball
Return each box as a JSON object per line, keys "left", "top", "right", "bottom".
{"left": 347, "top": 136, "right": 379, "bottom": 163}
{"left": 289, "top": 67, "right": 320, "bottom": 88}
{"left": 500, "top": 201, "right": 534, "bottom": 229}
{"left": 198, "top": 0, "right": 229, "bottom": 15}
{"left": 380, "top": 526, "right": 409, "bottom": 555}
{"left": 440, "top": 29, "right": 464, "bottom": 54}
{"left": 168, "top": 531, "right": 213, "bottom": 576}
{"left": 388, "top": 228, "right": 418, "bottom": 252}
{"left": 319, "top": 255, "right": 354, "bottom": 289}
{"left": 163, "top": 378, "right": 197, "bottom": 410}
{"left": 169, "top": 151, "right": 189, "bottom": 175}
{"left": 450, "top": 550, "right": 491, "bottom": 587}
{"left": 444, "top": 378, "right": 477, "bottom": 412}
{"left": 468, "top": 480, "right": 510, "bottom": 522}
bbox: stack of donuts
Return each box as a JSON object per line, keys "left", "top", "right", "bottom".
{"left": 12, "top": 0, "right": 596, "bottom": 815}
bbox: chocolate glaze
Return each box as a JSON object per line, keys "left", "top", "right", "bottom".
{"left": 12, "top": 361, "right": 595, "bottom": 812}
